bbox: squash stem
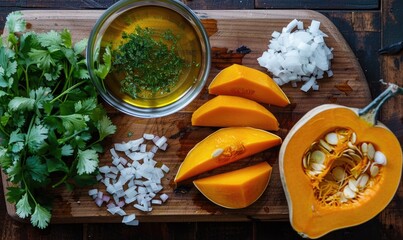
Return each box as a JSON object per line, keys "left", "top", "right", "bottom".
{"left": 358, "top": 82, "right": 403, "bottom": 125}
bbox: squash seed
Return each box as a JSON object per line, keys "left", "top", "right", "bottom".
{"left": 332, "top": 166, "right": 346, "bottom": 182}
{"left": 319, "top": 139, "right": 333, "bottom": 152}
{"left": 211, "top": 148, "right": 224, "bottom": 158}
{"left": 370, "top": 163, "right": 380, "bottom": 177}
{"left": 361, "top": 143, "right": 368, "bottom": 156}
{"left": 348, "top": 179, "right": 358, "bottom": 192}
{"left": 310, "top": 150, "right": 326, "bottom": 164}
{"left": 343, "top": 185, "right": 356, "bottom": 199}
{"left": 374, "top": 151, "right": 387, "bottom": 165}
{"left": 325, "top": 132, "right": 339, "bottom": 145}
{"left": 351, "top": 132, "right": 357, "bottom": 144}
{"left": 356, "top": 173, "right": 369, "bottom": 188}
{"left": 367, "top": 143, "right": 375, "bottom": 160}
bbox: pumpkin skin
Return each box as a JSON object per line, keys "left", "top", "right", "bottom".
{"left": 279, "top": 104, "right": 402, "bottom": 239}
{"left": 191, "top": 95, "right": 279, "bottom": 130}
{"left": 193, "top": 161, "right": 272, "bottom": 209}
{"left": 174, "top": 127, "right": 281, "bottom": 183}
{"left": 208, "top": 64, "right": 290, "bottom": 107}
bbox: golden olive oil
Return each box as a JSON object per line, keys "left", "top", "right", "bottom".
{"left": 101, "top": 6, "right": 203, "bottom": 108}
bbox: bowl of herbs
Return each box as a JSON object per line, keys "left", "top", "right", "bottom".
{"left": 87, "top": 0, "right": 211, "bottom": 118}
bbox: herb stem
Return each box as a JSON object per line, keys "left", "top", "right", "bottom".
{"left": 50, "top": 80, "right": 86, "bottom": 104}
{"left": 22, "top": 174, "right": 38, "bottom": 205}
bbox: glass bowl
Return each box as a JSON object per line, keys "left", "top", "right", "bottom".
{"left": 87, "top": 0, "right": 211, "bottom": 118}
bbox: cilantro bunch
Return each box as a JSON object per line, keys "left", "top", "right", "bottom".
{"left": 0, "top": 12, "right": 116, "bottom": 228}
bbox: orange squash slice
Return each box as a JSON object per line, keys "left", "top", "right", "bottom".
{"left": 174, "top": 127, "right": 281, "bottom": 183}
{"left": 191, "top": 95, "right": 279, "bottom": 130}
{"left": 193, "top": 161, "right": 272, "bottom": 209}
{"left": 208, "top": 64, "right": 290, "bottom": 107}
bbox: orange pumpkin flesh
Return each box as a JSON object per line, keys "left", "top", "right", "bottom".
{"left": 191, "top": 95, "right": 279, "bottom": 130}
{"left": 279, "top": 104, "right": 402, "bottom": 239}
{"left": 208, "top": 64, "right": 290, "bottom": 107}
{"left": 193, "top": 161, "right": 272, "bottom": 209}
{"left": 174, "top": 127, "right": 281, "bottom": 183}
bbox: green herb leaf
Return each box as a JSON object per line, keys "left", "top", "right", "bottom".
{"left": 74, "top": 38, "right": 87, "bottom": 54}
{"left": 74, "top": 98, "right": 97, "bottom": 114}
{"left": 27, "top": 124, "right": 49, "bottom": 152}
{"left": 8, "top": 97, "right": 35, "bottom": 111}
{"left": 30, "top": 204, "right": 51, "bottom": 229}
{"left": 76, "top": 149, "right": 98, "bottom": 175}
{"left": 61, "top": 144, "right": 73, "bottom": 156}
{"left": 5, "top": 11, "right": 26, "bottom": 33}
{"left": 60, "top": 29, "right": 72, "bottom": 48}
{"left": 16, "top": 193, "right": 32, "bottom": 218}
{"left": 26, "top": 156, "right": 48, "bottom": 182}
{"left": 58, "top": 114, "right": 88, "bottom": 133}
{"left": 46, "top": 158, "right": 68, "bottom": 173}
{"left": 28, "top": 49, "right": 55, "bottom": 70}
{"left": 97, "top": 115, "right": 116, "bottom": 141}
{"left": 6, "top": 186, "right": 25, "bottom": 203}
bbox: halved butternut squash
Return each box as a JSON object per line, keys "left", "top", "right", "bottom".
{"left": 208, "top": 64, "right": 290, "bottom": 107}
{"left": 174, "top": 127, "right": 281, "bottom": 183}
{"left": 279, "top": 83, "right": 403, "bottom": 238}
{"left": 191, "top": 95, "right": 279, "bottom": 130}
{"left": 193, "top": 161, "right": 272, "bottom": 209}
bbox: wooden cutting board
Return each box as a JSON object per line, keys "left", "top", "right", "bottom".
{"left": 2, "top": 10, "right": 371, "bottom": 223}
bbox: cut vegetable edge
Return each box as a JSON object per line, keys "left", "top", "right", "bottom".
{"left": 174, "top": 127, "right": 282, "bottom": 183}
{"left": 208, "top": 64, "right": 290, "bottom": 107}
{"left": 193, "top": 161, "right": 272, "bottom": 209}
{"left": 191, "top": 95, "right": 280, "bottom": 130}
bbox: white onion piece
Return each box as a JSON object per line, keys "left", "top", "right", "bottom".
{"left": 92, "top": 133, "right": 170, "bottom": 226}
{"left": 122, "top": 214, "right": 136, "bottom": 223}
{"left": 258, "top": 19, "right": 333, "bottom": 92}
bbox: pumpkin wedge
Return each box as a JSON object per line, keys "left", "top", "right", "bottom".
{"left": 193, "top": 161, "right": 272, "bottom": 209}
{"left": 191, "top": 95, "right": 279, "bottom": 130}
{"left": 208, "top": 64, "right": 290, "bottom": 107}
{"left": 279, "top": 83, "right": 403, "bottom": 239}
{"left": 174, "top": 127, "right": 281, "bottom": 183}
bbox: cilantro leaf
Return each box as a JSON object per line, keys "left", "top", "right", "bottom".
{"left": 74, "top": 38, "right": 87, "bottom": 54}
{"left": 26, "top": 156, "right": 48, "bottom": 182}
{"left": 46, "top": 158, "right": 68, "bottom": 173}
{"left": 27, "top": 124, "right": 48, "bottom": 152}
{"left": 29, "top": 87, "right": 53, "bottom": 109}
{"left": 97, "top": 115, "right": 116, "bottom": 141}
{"left": 16, "top": 193, "right": 32, "bottom": 218}
{"left": 5, "top": 11, "right": 26, "bottom": 33}
{"left": 57, "top": 114, "right": 88, "bottom": 133}
{"left": 61, "top": 144, "right": 73, "bottom": 156}
{"left": 6, "top": 186, "right": 25, "bottom": 203}
{"left": 60, "top": 29, "right": 72, "bottom": 48}
{"left": 6, "top": 159, "right": 22, "bottom": 183}
{"left": 95, "top": 46, "right": 111, "bottom": 81}
{"left": 8, "top": 96, "right": 35, "bottom": 111}
{"left": 37, "top": 30, "right": 62, "bottom": 48}
{"left": 30, "top": 204, "right": 51, "bottom": 229}
{"left": 28, "top": 49, "right": 55, "bottom": 70}
{"left": 76, "top": 149, "right": 98, "bottom": 175}
{"left": 0, "top": 147, "right": 12, "bottom": 168}
{"left": 9, "top": 129, "right": 25, "bottom": 144}
{"left": 74, "top": 98, "right": 97, "bottom": 114}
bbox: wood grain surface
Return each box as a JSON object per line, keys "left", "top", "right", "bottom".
{"left": 2, "top": 9, "right": 372, "bottom": 224}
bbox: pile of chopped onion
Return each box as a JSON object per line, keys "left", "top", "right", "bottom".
{"left": 88, "top": 133, "right": 170, "bottom": 226}
{"left": 258, "top": 19, "right": 334, "bottom": 92}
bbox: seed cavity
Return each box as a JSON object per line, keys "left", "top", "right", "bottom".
{"left": 302, "top": 128, "right": 386, "bottom": 206}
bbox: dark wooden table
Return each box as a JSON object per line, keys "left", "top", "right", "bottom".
{"left": 1, "top": 1, "right": 402, "bottom": 239}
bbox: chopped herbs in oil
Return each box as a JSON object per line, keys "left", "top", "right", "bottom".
{"left": 112, "top": 26, "right": 185, "bottom": 99}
